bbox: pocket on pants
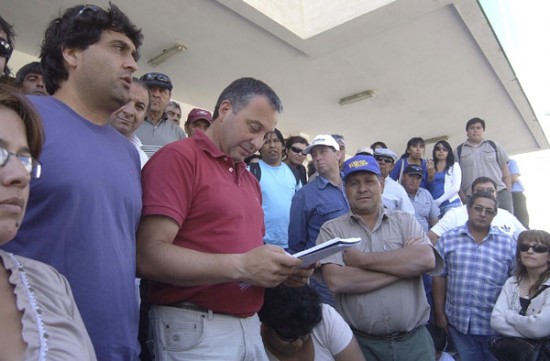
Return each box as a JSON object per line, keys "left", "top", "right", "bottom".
{"left": 150, "top": 306, "right": 206, "bottom": 353}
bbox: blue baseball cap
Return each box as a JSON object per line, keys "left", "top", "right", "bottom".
{"left": 343, "top": 155, "right": 381, "bottom": 180}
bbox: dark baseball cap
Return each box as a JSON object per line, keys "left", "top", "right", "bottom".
{"left": 404, "top": 164, "right": 424, "bottom": 177}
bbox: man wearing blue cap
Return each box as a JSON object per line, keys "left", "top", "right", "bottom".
{"left": 316, "top": 154, "right": 443, "bottom": 361}
{"left": 135, "top": 72, "right": 186, "bottom": 156}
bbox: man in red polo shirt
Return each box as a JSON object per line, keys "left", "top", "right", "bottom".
{"left": 137, "top": 77, "right": 311, "bottom": 360}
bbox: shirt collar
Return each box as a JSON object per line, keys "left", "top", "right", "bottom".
{"left": 193, "top": 130, "right": 247, "bottom": 172}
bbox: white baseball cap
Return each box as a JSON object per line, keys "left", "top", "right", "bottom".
{"left": 302, "top": 134, "right": 340, "bottom": 154}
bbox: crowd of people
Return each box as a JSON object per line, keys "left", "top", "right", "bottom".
{"left": 0, "top": 3, "right": 548, "bottom": 361}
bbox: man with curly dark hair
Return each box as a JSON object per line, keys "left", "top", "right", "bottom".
{"left": 2, "top": 4, "right": 144, "bottom": 360}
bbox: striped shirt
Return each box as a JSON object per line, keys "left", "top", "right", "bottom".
{"left": 435, "top": 224, "right": 516, "bottom": 335}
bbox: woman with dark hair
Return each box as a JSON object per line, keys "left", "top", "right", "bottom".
{"left": 390, "top": 137, "right": 429, "bottom": 188}
{"left": 491, "top": 230, "right": 550, "bottom": 339}
{"left": 0, "top": 15, "right": 15, "bottom": 78}
{"left": 259, "top": 284, "right": 365, "bottom": 361}
{"left": 284, "top": 135, "right": 309, "bottom": 185}
{"left": 0, "top": 85, "right": 96, "bottom": 360}
{"left": 427, "top": 140, "right": 462, "bottom": 215}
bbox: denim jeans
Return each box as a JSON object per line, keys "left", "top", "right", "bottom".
{"left": 449, "top": 325, "right": 497, "bottom": 361}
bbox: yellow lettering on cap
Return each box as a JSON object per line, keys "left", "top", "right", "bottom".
{"left": 348, "top": 160, "right": 369, "bottom": 169}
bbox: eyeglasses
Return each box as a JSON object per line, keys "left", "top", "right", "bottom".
{"left": 142, "top": 73, "right": 171, "bottom": 83}
{"left": 471, "top": 204, "right": 496, "bottom": 216}
{"left": 0, "top": 146, "right": 42, "bottom": 179}
{"left": 519, "top": 243, "right": 550, "bottom": 253}
{"left": 435, "top": 146, "right": 448, "bottom": 152}
{"left": 473, "top": 187, "right": 496, "bottom": 194}
{"left": 375, "top": 156, "right": 393, "bottom": 164}
{"left": 274, "top": 329, "right": 311, "bottom": 343}
{"left": 289, "top": 146, "right": 305, "bottom": 155}
{"left": 0, "top": 39, "right": 13, "bottom": 58}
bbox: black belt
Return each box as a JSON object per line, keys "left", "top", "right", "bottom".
{"left": 169, "top": 302, "right": 213, "bottom": 313}
{"left": 352, "top": 325, "right": 422, "bottom": 342}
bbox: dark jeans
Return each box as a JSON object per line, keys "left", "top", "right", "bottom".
{"left": 309, "top": 277, "right": 334, "bottom": 306}
{"left": 512, "top": 191, "right": 530, "bottom": 228}
{"left": 449, "top": 326, "right": 497, "bottom": 361}
{"left": 497, "top": 189, "right": 514, "bottom": 214}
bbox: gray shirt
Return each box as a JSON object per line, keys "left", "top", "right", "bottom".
{"left": 135, "top": 116, "right": 186, "bottom": 157}
{"left": 457, "top": 139, "right": 509, "bottom": 195}
{"left": 317, "top": 207, "right": 443, "bottom": 335}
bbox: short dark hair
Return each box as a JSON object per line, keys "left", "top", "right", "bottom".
{"left": 285, "top": 135, "right": 309, "bottom": 149}
{"left": 131, "top": 77, "right": 150, "bottom": 109}
{"left": 0, "top": 84, "right": 44, "bottom": 159}
{"left": 370, "top": 141, "right": 387, "bottom": 150}
{"left": 40, "top": 3, "right": 143, "bottom": 94}
{"left": 15, "top": 62, "right": 43, "bottom": 86}
{"left": 0, "top": 15, "right": 15, "bottom": 77}
{"left": 400, "top": 137, "right": 425, "bottom": 159}
{"left": 264, "top": 128, "right": 285, "bottom": 147}
{"left": 258, "top": 285, "right": 322, "bottom": 337}
{"left": 212, "top": 77, "right": 282, "bottom": 120}
{"left": 468, "top": 191, "right": 497, "bottom": 212}
{"left": 466, "top": 117, "right": 486, "bottom": 131}
{"left": 471, "top": 176, "right": 497, "bottom": 192}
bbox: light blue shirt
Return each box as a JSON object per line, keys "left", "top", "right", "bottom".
{"left": 258, "top": 160, "right": 301, "bottom": 248}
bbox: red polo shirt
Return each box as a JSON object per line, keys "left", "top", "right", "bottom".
{"left": 141, "top": 130, "right": 264, "bottom": 317}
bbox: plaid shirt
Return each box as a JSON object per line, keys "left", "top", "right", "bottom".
{"left": 435, "top": 224, "right": 516, "bottom": 335}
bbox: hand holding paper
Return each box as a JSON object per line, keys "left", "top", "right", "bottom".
{"left": 293, "top": 237, "right": 361, "bottom": 268}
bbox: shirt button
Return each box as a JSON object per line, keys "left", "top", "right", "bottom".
{"left": 229, "top": 168, "right": 234, "bottom": 172}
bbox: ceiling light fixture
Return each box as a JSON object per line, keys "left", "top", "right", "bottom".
{"left": 424, "top": 135, "right": 449, "bottom": 144}
{"left": 339, "top": 89, "right": 376, "bottom": 106}
{"left": 148, "top": 43, "right": 187, "bottom": 67}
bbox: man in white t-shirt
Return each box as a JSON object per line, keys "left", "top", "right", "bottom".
{"left": 428, "top": 176, "right": 525, "bottom": 243}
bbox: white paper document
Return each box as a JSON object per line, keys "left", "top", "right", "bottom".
{"left": 293, "top": 237, "right": 361, "bottom": 268}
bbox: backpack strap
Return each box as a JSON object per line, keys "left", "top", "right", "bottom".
{"left": 286, "top": 164, "right": 301, "bottom": 186}
{"left": 249, "top": 162, "right": 261, "bottom": 182}
{"left": 487, "top": 140, "right": 498, "bottom": 164}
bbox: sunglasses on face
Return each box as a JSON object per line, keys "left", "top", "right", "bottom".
{"left": 519, "top": 243, "right": 550, "bottom": 253}
{"left": 375, "top": 156, "right": 393, "bottom": 164}
{"left": 289, "top": 146, "right": 305, "bottom": 155}
{"left": 471, "top": 204, "right": 496, "bottom": 216}
{"left": 0, "top": 39, "right": 13, "bottom": 58}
